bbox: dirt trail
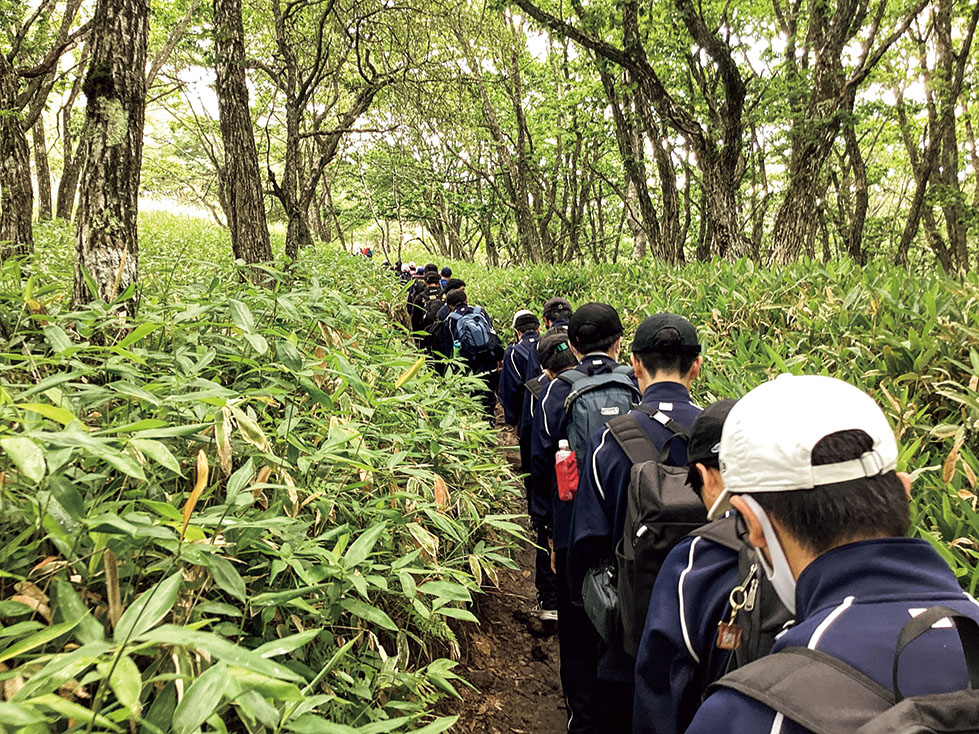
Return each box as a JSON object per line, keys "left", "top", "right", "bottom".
{"left": 449, "top": 424, "right": 567, "bottom": 733}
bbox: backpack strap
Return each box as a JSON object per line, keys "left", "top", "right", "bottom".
{"left": 632, "top": 403, "right": 688, "bottom": 458}
{"left": 708, "top": 647, "right": 893, "bottom": 734}
{"left": 892, "top": 605, "right": 979, "bottom": 701}
{"left": 607, "top": 414, "right": 659, "bottom": 465}
{"left": 557, "top": 369, "right": 584, "bottom": 387}
{"left": 689, "top": 514, "right": 742, "bottom": 552}
{"left": 524, "top": 376, "right": 545, "bottom": 399}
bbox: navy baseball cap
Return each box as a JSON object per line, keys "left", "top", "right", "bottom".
{"left": 633, "top": 313, "right": 700, "bottom": 355}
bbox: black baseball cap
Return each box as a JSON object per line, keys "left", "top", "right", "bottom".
{"left": 632, "top": 313, "right": 701, "bottom": 355}
{"left": 543, "top": 297, "right": 572, "bottom": 321}
{"left": 685, "top": 398, "right": 739, "bottom": 484}
{"left": 568, "top": 303, "right": 622, "bottom": 351}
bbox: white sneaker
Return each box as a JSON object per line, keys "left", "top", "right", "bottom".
{"left": 530, "top": 602, "right": 558, "bottom": 622}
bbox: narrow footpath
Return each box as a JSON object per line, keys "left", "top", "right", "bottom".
{"left": 450, "top": 425, "right": 568, "bottom": 733}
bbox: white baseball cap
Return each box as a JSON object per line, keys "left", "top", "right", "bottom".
{"left": 708, "top": 374, "right": 899, "bottom": 520}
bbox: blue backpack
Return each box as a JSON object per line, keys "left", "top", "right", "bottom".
{"left": 558, "top": 364, "right": 640, "bottom": 452}
{"left": 448, "top": 306, "right": 495, "bottom": 362}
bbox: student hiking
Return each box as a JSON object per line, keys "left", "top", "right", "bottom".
{"left": 440, "top": 288, "right": 503, "bottom": 421}
{"left": 523, "top": 329, "right": 579, "bottom": 622}
{"left": 499, "top": 310, "right": 542, "bottom": 429}
{"left": 686, "top": 374, "right": 979, "bottom": 734}
{"left": 564, "top": 313, "right": 702, "bottom": 732}
{"left": 409, "top": 272, "right": 444, "bottom": 348}
{"left": 529, "top": 302, "right": 632, "bottom": 733}
{"left": 633, "top": 398, "right": 790, "bottom": 734}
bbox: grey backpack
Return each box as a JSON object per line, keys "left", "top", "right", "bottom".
{"left": 558, "top": 365, "right": 639, "bottom": 452}
{"left": 691, "top": 516, "right": 793, "bottom": 672}
{"left": 708, "top": 605, "right": 979, "bottom": 733}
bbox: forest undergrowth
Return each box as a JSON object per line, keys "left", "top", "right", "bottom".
{"left": 1, "top": 214, "right": 978, "bottom": 733}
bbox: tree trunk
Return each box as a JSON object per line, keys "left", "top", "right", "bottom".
{"left": 213, "top": 0, "right": 273, "bottom": 273}
{"left": 843, "top": 122, "right": 868, "bottom": 265}
{"left": 72, "top": 0, "right": 148, "bottom": 310}
{"left": 33, "top": 122, "right": 53, "bottom": 221}
{"left": 0, "top": 63, "right": 34, "bottom": 258}
{"left": 56, "top": 58, "right": 88, "bottom": 221}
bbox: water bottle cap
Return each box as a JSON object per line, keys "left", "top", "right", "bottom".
{"left": 558, "top": 439, "right": 570, "bottom": 450}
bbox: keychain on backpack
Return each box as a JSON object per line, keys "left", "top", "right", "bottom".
{"left": 717, "top": 564, "right": 758, "bottom": 651}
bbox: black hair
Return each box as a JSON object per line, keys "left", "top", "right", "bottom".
{"left": 540, "top": 330, "right": 578, "bottom": 372}
{"left": 445, "top": 278, "right": 465, "bottom": 291}
{"left": 425, "top": 272, "right": 441, "bottom": 285}
{"left": 634, "top": 327, "right": 698, "bottom": 376}
{"left": 576, "top": 332, "right": 621, "bottom": 355}
{"left": 750, "top": 429, "right": 909, "bottom": 556}
{"left": 515, "top": 314, "right": 540, "bottom": 332}
{"left": 446, "top": 288, "right": 467, "bottom": 308}
{"left": 425, "top": 263, "right": 438, "bottom": 273}
{"left": 545, "top": 306, "right": 573, "bottom": 323}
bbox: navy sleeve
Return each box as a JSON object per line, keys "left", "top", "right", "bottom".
{"left": 683, "top": 690, "right": 787, "bottom": 734}
{"left": 498, "top": 344, "right": 525, "bottom": 426}
{"left": 633, "top": 537, "right": 739, "bottom": 734}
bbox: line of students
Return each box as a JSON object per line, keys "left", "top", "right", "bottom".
{"left": 493, "top": 299, "right": 979, "bottom": 734}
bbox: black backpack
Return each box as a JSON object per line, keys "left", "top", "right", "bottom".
{"left": 708, "top": 605, "right": 979, "bottom": 733}
{"left": 690, "top": 516, "right": 792, "bottom": 672}
{"left": 557, "top": 365, "right": 640, "bottom": 452}
{"left": 606, "top": 405, "right": 704, "bottom": 657}
{"left": 418, "top": 287, "right": 445, "bottom": 341}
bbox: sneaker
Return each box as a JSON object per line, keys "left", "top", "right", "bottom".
{"left": 530, "top": 602, "right": 558, "bottom": 622}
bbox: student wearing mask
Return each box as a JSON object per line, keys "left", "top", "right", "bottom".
{"left": 686, "top": 374, "right": 979, "bottom": 734}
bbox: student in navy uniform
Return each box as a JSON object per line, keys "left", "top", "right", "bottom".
{"left": 439, "top": 288, "right": 503, "bottom": 421}
{"left": 529, "top": 302, "right": 624, "bottom": 733}
{"left": 566, "top": 313, "right": 703, "bottom": 731}
{"left": 633, "top": 399, "right": 740, "bottom": 734}
{"left": 498, "top": 310, "right": 542, "bottom": 429}
{"left": 440, "top": 266, "right": 452, "bottom": 289}
{"left": 542, "top": 296, "right": 573, "bottom": 331}
{"left": 435, "top": 278, "right": 465, "bottom": 323}
{"left": 686, "top": 374, "right": 979, "bottom": 734}
{"left": 524, "top": 330, "right": 578, "bottom": 620}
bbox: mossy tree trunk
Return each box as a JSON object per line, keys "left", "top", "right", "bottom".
{"left": 72, "top": 0, "right": 148, "bottom": 311}
{"left": 33, "top": 122, "right": 53, "bottom": 221}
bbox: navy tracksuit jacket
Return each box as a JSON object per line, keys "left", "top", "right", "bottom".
{"left": 632, "top": 533, "right": 738, "bottom": 734}
{"left": 568, "top": 382, "right": 701, "bottom": 595}
{"left": 686, "top": 538, "right": 979, "bottom": 733}
{"left": 498, "top": 330, "right": 541, "bottom": 430}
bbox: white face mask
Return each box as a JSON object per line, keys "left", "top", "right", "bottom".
{"left": 740, "top": 494, "right": 797, "bottom": 615}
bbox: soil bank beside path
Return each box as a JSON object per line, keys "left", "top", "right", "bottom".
{"left": 448, "top": 424, "right": 567, "bottom": 733}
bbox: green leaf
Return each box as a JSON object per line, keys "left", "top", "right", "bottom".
{"left": 253, "top": 629, "right": 320, "bottom": 658}
{"left": 341, "top": 597, "right": 398, "bottom": 631}
{"left": 343, "top": 522, "right": 388, "bottom": 568}
{"left": 117, "top": 322, "right": 161, "bottom": 348}
{"left": 172, "top": 664, "right": 229, "bottom": 734}
{"left": 42, "top": 325, "right": 73, "bottom": 354}
{"left": 0, "top": 618, "right": 80, "bottom": 664}
{"left": 208, "top": 555, "right": 246, "bottom": 602}
{"left": 52, "top": 578, "right": 104, "bottom": 645}
{"left": 417, "top": 581, "right": 471, "bottom": 603}
{"left": 130, "top": 438, "right": 183, "bottom": 474}
{"left": 409, "top": 717, "right": 460, "bottom": 734}
{"left": 114, "top": 572, "right": 182, "bottom": 642}
{"left": 136, "top": 626, "right": 304, "bottom": 681}
{"left": 434, "top": 606, "right": 478, "bottom": 623}
{"left": 0, "top": 701, "right": 45, "bottom": 726}
{"left": 105, "top": 654, "right": 142, "bottom": 718}
{"left": 0, "top": 437, "right": 46, "bottom": 484}
{"left": 28, "top": 694, "right": 121, "bottom": 731}
{"left": 243, "top": 331, "right": 269, "bottom": 355}
{"left": 230, "top": 406, "right": 270, "bottom": 452}
{"left": 228, "top": 299, "right": 255, "bottom": 332}
{"left": 20, "top": 403, "right": 77, "bottom": 426}
{"left": 226, "top": 457, "right": 255, "bottom": 503}
{"left": 276, "top": 340, "right": 304, "bottom": 371}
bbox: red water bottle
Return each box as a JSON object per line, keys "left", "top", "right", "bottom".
{"left": 555, "top": 439, "right": 579, "bottom": 501}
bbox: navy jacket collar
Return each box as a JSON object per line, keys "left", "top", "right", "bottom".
{"left": 640, "top": 381, "right": 692, "bottom": 405}
{"left": 795, "top": 538, "right": 966, "bottom": 620}
{"left": 577, "top": 353, "right": 618, "bottom": 375}
{"left": 519, "top": 330, "right": 539, "bottom": 341}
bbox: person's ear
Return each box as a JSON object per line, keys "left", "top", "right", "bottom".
{"left": 898, "top": 471, "right": 912, "bottom": 499}
{"left": 695, "top": 463, "right": 711, "bottom": 488}
{"left": 631, "top": 353, "right": 645, "bottom": 380}
{"left": 689, "top": 355, "right": 703, "bottom": 381}
{"left": 730, "top": 495, "right": 767, "bottom": 553}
